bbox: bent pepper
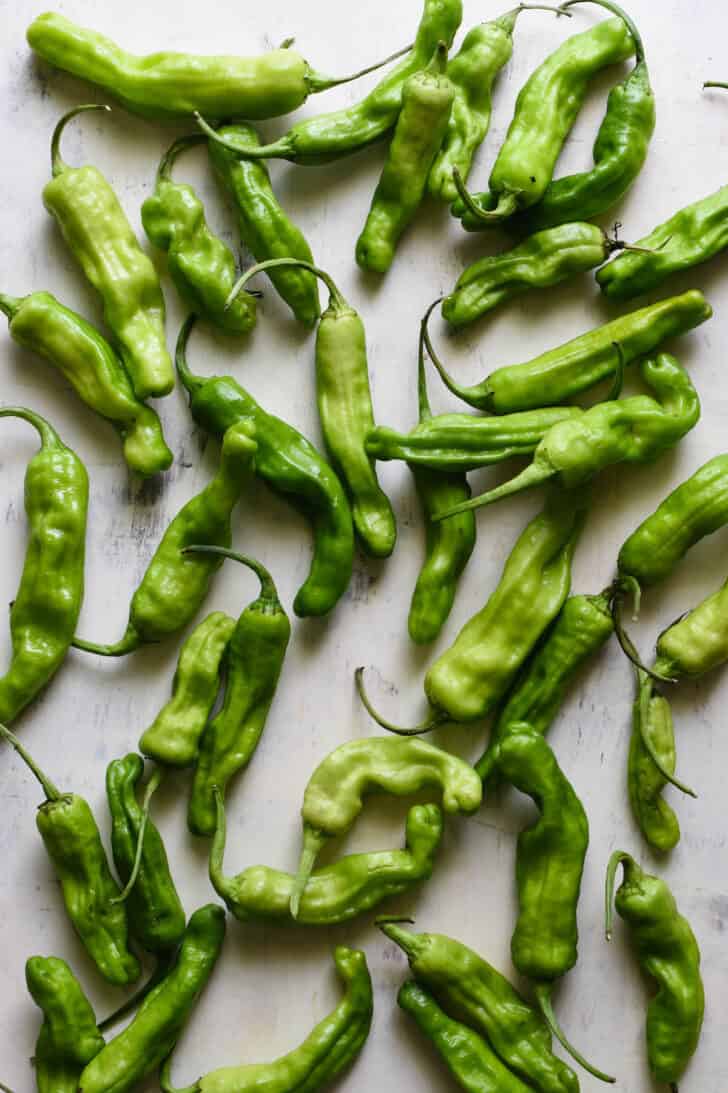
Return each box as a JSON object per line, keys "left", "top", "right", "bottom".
{"left": 26, "top": 955, "right": 105, "bottom": 1093}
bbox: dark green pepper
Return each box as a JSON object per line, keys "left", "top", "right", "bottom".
{"left": 26, "top": 955, "right": 105, "bottom": 1093}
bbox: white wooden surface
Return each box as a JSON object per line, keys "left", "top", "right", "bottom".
{"left": 0, "top": 1, "right": 726, "bottom": 1089}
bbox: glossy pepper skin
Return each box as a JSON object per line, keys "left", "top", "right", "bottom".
{"left": 106, "top": 754, "right": 186, "bottom": 954}
{"left": 0, "top": 292, "right": 172, "bottom": 476}
{"left": 290, "top": 736, "right": 482, "bottom": 916}
{"left": 211, "top": 791, "right": 443, "bottom": 926}
{"left": 42, "top": 105, "right": 173, "bottom": 401}
{"left": 356, "top": 43, "right": 455, "bottom": 273}
{"left": 398, "top": 980, "right": 533, "bottom": 1093}
{"left": 139, "top": 612, "right": 235, "bottom": 768}
{"left": 654, "top": 574, "right": 728, "bottom": 680}
{"left": 428, "top": 289, "right": 711, "bottom": 412}
{"left": 26, "top": 955, "right": 105, "bottom": 1093}
{"left": 606, "top": 851, "right": 704, "bottom": 1087}
{"left": 196, "top": 0, "right": 463, "bottom": 165}
{"left": 379, "top": 923, "right": 578, "bottom": 1093}
{"left": 141, "top": 136, "right": 257, "bottom": 336}
{"left": 186, "top": 548, "right": 291, "bottom": 837}
{"left": 161, "top": 946, "right": 373, "bottom": 1093}
{"left": 208, "top": 127, "right": 319, "bottom": 327}
{"left": 73, "top": 420, "right": 256, "bottom": 656}
{"left": 77, "top": 904, "right": 226, "bottom": 1093}
{"left": 0, "top": 407, "right": 88, "bottom": 725}
{"left": 629, "top": 669, "right": 680, "bottom": 853}
{"left": 176, "top": 316, "right": 354, "bottom": 618}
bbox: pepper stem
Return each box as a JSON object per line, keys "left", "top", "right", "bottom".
{"left": 71, "top": 628, "right": 142, "bottom": 657}
{"left": 226, "top": 257, "right": 347, "bottom": 313}
{"left": 0, "top": 723, "right": 61, "bottom": 802}
{"left": 355, "top": 667, "right": 446, "bottom": 736}
{"left": 305, "top": 41, "right": 414, "bottom": 94}
{"left": 534, "top": 983, "right": 616, "bottom": 1083}
{"left": 157, "top": 135, "right": 208, "bottom": 184}
{"left": 50, "top": 103, "right": 111, "bottom": 177}
{"left": 608, "top": 589, "right": 677, "bottom": 685}
{"left": 417, "top": 299, "right": 444, "bottom": 424}
{"left": 558, "top": 0, "right": 645, "bottom": 64}
{"left": 208, "top": 787, "right": 232, "bottom": 903}
{"left": 704, "top": 82, "right": 728, "bottom": 90}
{"left": 182, "top": 545, "right": 279, "bottom": 604}
{"left": 0, "top": 294, "right": 22, "bottom": 321}
{"left": 605, "top": 850, "right": 635, "bottom": 941}
{"left": 98, "top": 955, "right": 174, "bottom": 1032}
{"left": 432, "top": 462, "right": 556, "bottom": 521}
{"left": 290, "top": 827, "right": 328, "bottom": 919}
{"left": 634, "top": 668, "right": 696, "bottom": 798}
{"left": 421, "top": 300, "right": 476, "bottom": 403}
{"left": 453, "top": 168, "right": 519, "bottom": 224}
{"left": 159, "top": 1051, "right": 200, "bottom": 1093}
{"left": 498, "top": 4, "right": 570, "bottom": 35}
{"left": 0, "top": 406, "right": 61, "bottom": 449}
{"left": 111, "top": 766, "right": 164, "bottom": 904}
{"left": 376, "top": 918, "right": 422, "bottom": 960}
{"left": 174, "top": 314, "right": 206, "bottom": 401}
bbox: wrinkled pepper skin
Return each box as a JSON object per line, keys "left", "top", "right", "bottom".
{"left": 606, "top": 852, "right": 704, "bottom": 1086}
{"left": 0, "top": 407, "right": 88, "bottom": 725}
{"left": 210, "top": 793, "right": 443, "bottom": 925}
{"left": 176, "top": 316, "right": 354, "bottom": 618}
{"left": 26, "top": 955, "right": 105, "bottom": 1093}
{"left": 356, "top": 43, "right": 455, "bottom": 273}
{"left": 398, "top": 980, "right": 533, "bottom": 1093}
{"left": 380, "top": 923, "right": 578, "bottom": 1093}
{"left": 77, "top": 904, "right": 226, "bottom": 1093}
{"left": 106, "top": 754, "right": 186, "bottom": 954}
{"left": 208, "top": 127, "right": 319, "bottom": 327}
{"left": 73, "top": 420, "right": 256, "bottom": 656}
{"left": 0, "top": 292, "right": 172, "bottom": 477}
{"left": 187, "top": 550, "right": 291, "bottom": 837}
{"left": 430, "top": 289, "right": 711, "bottom": 412}
{"left": 161, "top": 946, "right": 373, "bottom": 1093}
{"left": 141, "top": 137, "right": 257, "bottom": 335}
{"left": 139, "top": 612, "right": 236, "bottom": 768}
{"left": 628, "top": 670, "right": 679, "bottom": 853}
{"left": 654, "top": 575, "right": 728, "bottom": 680}
{"left": 42, "top": 105, "right": 173, "bottom": 400}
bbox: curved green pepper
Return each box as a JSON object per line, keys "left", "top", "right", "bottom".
{"left": 655, "top": 574, "right": 728, "bottom": 680}
{"left": 628, "top": 669, "right": 680, "bottom": 853}
{"left": 26, "top": 955, "right": 105, "bottom": 1093}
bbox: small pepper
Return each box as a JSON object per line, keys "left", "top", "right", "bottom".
{"left": 0, "top": 724, "right": 140, "bottom": 986}
{"left": 72, "top": 420, "right": 256, "bottom": 656}
{"left": 0, "top": 407, "right": 88, "bottom": 725}
{"left": 655, "top": 576, "right": 728, "bottom": 680}
{"left": 184, "top": 548, "right": 291, "bottom": 838}
{"left": 42, "top": 105, "right": 173, "bottom": 401}
{"left": 141, "top": 136, "right": 257, "bottom": 335}
{"left": 290, "top": 736, "right": 482, "bottom": 917}
{"left": 26, "top": 955, "right": 105, "bottom": 1093}
{"left": 139, "top": 612, "right": 236, "bottom": 769}
{"left": 628, "top": 668, "right": 680, "bottom": 853}
{"left": 606, "top": 851, "right": 704, "bottom": 1089}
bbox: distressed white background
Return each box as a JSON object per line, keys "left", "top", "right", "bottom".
{"left": 0, "top": 1, "right": 726, "bottom": 1089}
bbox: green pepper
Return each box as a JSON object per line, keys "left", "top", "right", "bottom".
{"left": 0, "top": 724, "right": 139, "bottom": 986}
{"left": 379, "top": 922, "right": 579, "bottom": 1093}
{"left": 73, "top": 420, "right": 256, "bottom": 656}
{"left": 184, "top": 548, "right": 291, "bottom": 838}
{"left": 0, "top": 408, "right": 87, "bottom": 725}
{"left": 628, "top": 669, "right": 680, "bottom": 853}
{"left": 211, "top": 789, "right": 443, "bottom": 926}
{"left": 656, "top": 574, "right": 728, "bottom": 680}
{"left": 356, "top": 42, "right": 455, "bottom": 272}
{"left": 26, "top": 956, "right": 105, "bottom": 1093}
{"left": 176, "top": 316, "right": 354, "bottom": 618}
{"left": 231, "top": 259, "right": 396, "bottom": 556}
{"left": 139, "top": 612, "right": 236, "bottom": 769}
{"left": 196, "top": 0, "right": 463, "bottom": 165}
{"left": 141, "top": 136, "right": 257, "bottom": 335}
{"left": 0, "top": 293, "right": 172, "bottom": 476}
{"left": 106, "top": 754, "right": 186, "bottom": 954}
{"left": 77, "top": 904, "right": 225, "bottom": 1093}
{"left": 42, "top": 105, "right": 173, "bottom": 401}
{"left": 606, "top": 851, "right": 704, "bottom": 1088}
{"left": 160, "top": 945, "right": 373, "bottom": 1093}
{"left": 290, "top": 736, "right": 482, "bottom": 917}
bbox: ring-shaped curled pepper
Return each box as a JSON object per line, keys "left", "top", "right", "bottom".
{"left": 356, "top": 42, "right": 455, "bottom": 273}
{"left": 605, "top": 851, "right": 704, "bottom": 1089}
{"left": 196, "top": 0, "right": 463, "bottom": 166}
{"left": 0, "top": 407, "right": 88, "bottom": 724}
{"left": 499, "top": 724, "right": 615, "bottom": 1083}
{"left": 290, "top": 736, "right": 482, "bottom": 917}
{"left": 77, "top": 904, "right": 225, "bottom": 1093}
{"left": 139, "top": 612, "right": 236, "bottom": 768}
{"left": 425, "top": 289, "right": 711, "bottom": 413}
{"left": 175, "top": 316, "right": 354, "bottom": 618}
{"left": 26, "top": 955, "right": 105, "bottom": 1093}
{"left": 183, "top": 547, "right": 291, "bottom": 838}
{"left": 628, "top": 668, "right": 680, "bottom": 853}
{"left": 357, "top": 487, "right": 586, "bottom": 732}
{"left": 42, "top": 105, "right": 173, "bottom": 401}
{"left": 73, "top": 419, "right": 256, "bottom": 657}
{"left": 230, "top": 259, "right": 396, "bottom": 557}
{"left": 210, "top": 789, "right": 443, "bottom": 926}
{"left": 0, "top": 293, "right": 172, "bottom": 476}
{"left": 160, "top": 946, "right": 373, "bottom": 1093}
{"left": 0, "top": 724, "right": 140, "bottom": 986}
{"left": 379, "top": 922, "right": 579, "bottom": 1093}
{"left": 435, "top": 352, "right": 700, "bottom": 520}
{"left": 141, "top": 136, "right": 257, "bottom": 335}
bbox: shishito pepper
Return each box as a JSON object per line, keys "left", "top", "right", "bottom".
{"left": 26, "top": 956, "right": 105, "bottom": 1093}
{"left": 628, "top": 668, "right": 680, "bottom": 853}
{"left": 0, "top": 407, "right": 88, "bottom": 725}
{"left": 42, "top": 105, "right": 173, "bottom": 401}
